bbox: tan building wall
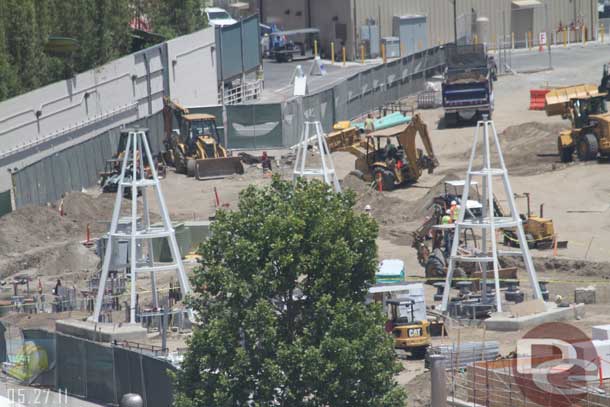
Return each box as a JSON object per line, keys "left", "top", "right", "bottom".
{"left": 254, "top": 0, "right": 599, "bottom": 59}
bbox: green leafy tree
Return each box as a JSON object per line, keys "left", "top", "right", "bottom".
{"left": 144, "top": 0, "right": 207, "bottom": 39}
{"left": 0, "top": 0, "right": 204, "bottom": 101}
{"left": 173, "top": 178, "right": 406, "bottom": 407}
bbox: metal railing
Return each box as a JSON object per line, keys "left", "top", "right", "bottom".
{"left": 219, "top": 79, "right": 263, "bottom": 105}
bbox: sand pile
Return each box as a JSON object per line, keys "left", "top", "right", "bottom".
{"left": 501, "top": 256, "right": 610, "bottom": 279}
{"left": 0, "top": 191, "right": 132, "bottom": 278}
{"left": 459, "top": 122, "right": 572, "bottom": 176}
{"left": 406, "top": 371, "right": 431, "bottom": 407}
{"left": 342, "top": 173, "right": 459, "bottom": 245}
{"left": 61, "top": 192, "right": 119, "bottom": 235}
{"left": 0, "top": 206, "right": 81, "bottom": 257}
{"left": 499, "top": 122, "right": 570, "bottom": 175}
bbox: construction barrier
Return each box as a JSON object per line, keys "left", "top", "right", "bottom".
{"left": 529, "top": 89, "right": 550, "bottom": 110}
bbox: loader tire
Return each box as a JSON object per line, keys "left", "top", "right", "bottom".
{"left": 175, "top": 149, "right": 187, "bottom": 174}
{"left": 186, "top": 159, "right": 197, "bottom": 178}
{"left": 559, "top": 146, "right": 574, "bottom": 163}
{"left": 425, "top": 248, "right": 446, "bottom": 283}
{"left": 577, "top": 133, "right": 598, "bottom": 161}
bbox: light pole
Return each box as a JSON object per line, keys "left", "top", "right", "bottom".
{"left": 453, "top": 0, "right": 458, "bottom": 44}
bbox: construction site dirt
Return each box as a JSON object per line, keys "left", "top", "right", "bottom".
{"left": 4, "top": 43, "right": 610, "bottom": 404}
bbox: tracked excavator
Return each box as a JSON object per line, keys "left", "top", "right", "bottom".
{"left": 163, "top": 98, "right": 244, "bottom": 179}
{"left": 326, "top": 114, "right": 439, "bottom": 191}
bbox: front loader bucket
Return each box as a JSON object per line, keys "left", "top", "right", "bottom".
{"left": 545, "top": 84, "right": 603, "bottom": 116}
{"left": 194, "top": 157, "right": 244, "bottom": 180}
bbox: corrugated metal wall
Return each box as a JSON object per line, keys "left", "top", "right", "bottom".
{"left": 12, "top": 111, "right": 165, "bottom": 208}
{"left": 352, "top": 0, "right": 598, "bottom": 53}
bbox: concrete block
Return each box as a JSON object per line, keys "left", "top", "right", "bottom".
{"left": 56, "top": 319, "right": 147, "bottom": 343}
{"left": 575, "top": 286, "right": 596, "bottom": 304}
{"left": 484, "top": 303, "right": 586, "bottom": 332}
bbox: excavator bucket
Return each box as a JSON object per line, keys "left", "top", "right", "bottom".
{"left": 187, "top": 157, "right": 245, "bottom": 180}
{"left": 545, "top": 84, "right": 603, "bottom": 116}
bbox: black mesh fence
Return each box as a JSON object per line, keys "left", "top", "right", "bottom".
{"left": 52, "top": 333, "right": 176, "bottom": 407}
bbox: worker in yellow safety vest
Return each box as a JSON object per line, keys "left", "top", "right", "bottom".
{"left": 441, "top": 209, "right": 452, "bottom": 225}
{"left": 364, "top": 113, "right": 375, "bottom": 134}
{"left": 449, "top": 200, "right": 458, "bottom": 222}
{"left": 452, "top": 204, "right": 460, "bottom": 223}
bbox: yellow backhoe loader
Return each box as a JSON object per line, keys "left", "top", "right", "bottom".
{"left": 545, "top": 84, "right": 610, "bottom": 162}
{"left": 163, "top": 98, "right": 244, "bottom": 179}
{"left": 326, "top": 114, "right": 438, "bottom": 191}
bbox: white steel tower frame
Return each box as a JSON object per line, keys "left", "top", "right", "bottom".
{"left": 440, "top": 118, "right": 542, "bottom": 313}
{"left": 90, "top": 129, "right": 192, "bottom": 323}
{"left": 293, "top": 121, "right": 342, "bottom": 193}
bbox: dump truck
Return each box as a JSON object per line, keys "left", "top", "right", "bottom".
{"left": 326, "top": 114, "right": 438, "bottom": 191}
{"left": 545, "top": 85, "right": 610, "bottom": 162}
{"left": 442, "top": 44, "right": 494, "bottom": 126}
{"left": 163, "top": 98, "right": 244, "bottom": 179}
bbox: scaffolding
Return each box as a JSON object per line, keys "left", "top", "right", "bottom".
{"left": 440, "top": 118, "right": 542, "bottom": 313}
{"left": 90, "top": 128, "right": 192, "bottom": 324}
{"left": 292, "top": 121, "right": 342, "bottom": 193}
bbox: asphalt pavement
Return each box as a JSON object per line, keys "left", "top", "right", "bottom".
{"left": 259, "top": 57, "right": 379, "bottom": 102}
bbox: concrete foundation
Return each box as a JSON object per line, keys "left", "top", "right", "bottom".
{"left": 56, "top": 319, "right": 148, "bottom": 343}
{"left": 484, "top": 303, "right": 585, "bottom": 332}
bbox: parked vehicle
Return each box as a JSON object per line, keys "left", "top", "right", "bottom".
{"left": 204, "top": 7, "right": 237, "bottom": 27}
{"left": 269, "top": 28, "right": 320, "bottom": 62}
{"left": 442, "top": 44, "right": 494, "bottom": 126}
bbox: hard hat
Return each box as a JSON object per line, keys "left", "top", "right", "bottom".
{"left": 364, "top": 204, "right": 372, "bottom": 211}
{"left": 451, "top": 200, "right": 457, "bottom": 205}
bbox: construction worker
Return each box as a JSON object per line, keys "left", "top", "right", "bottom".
{"left": 453, "top": 204, "right": 461, "bottom": 223}
{"left": 364, "top": 204, "right": 372, "bottom": 217}
{"left": 449, "top": 200, "right": 458, "bottom": 223}
{"left": 364, "top": 113, "right": 375, "bottom": 134}
{"left": 261, "top": 151, "right": 272, "bottom": 174}
{"left": 441, "top": 209, "right": 452, "bottom": 225}
{"left": 442, "top": 209, "right": 452, "bottom": 255}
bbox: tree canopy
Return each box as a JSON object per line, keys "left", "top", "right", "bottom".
{"left": 173, "top": 178, "right": 406, "bottom": 406}
{"left": 0, "top": 0, "right": 207, "bottom": 102}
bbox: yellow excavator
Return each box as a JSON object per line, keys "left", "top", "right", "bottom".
{"left": 163, "top": 98, "right": 244, "bottom": 179}
{"left": 545, "top": 84, "right": 610, "bottom": 162}
{"left": 327, "top": 114, "right": 438, "bottom": 190}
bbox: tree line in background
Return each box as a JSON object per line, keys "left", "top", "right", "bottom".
{"left": 0, "top": 0, "right": 207, "bottom": 102}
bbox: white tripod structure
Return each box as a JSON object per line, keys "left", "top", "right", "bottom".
{"left": 293, "top": 121, "right": 342, "bottom": 193}
{"left": 90, "top": 129, "right": 192, "bottom": 324}
{"left": 440, "top": 118, "right": 542, "bottom": 313}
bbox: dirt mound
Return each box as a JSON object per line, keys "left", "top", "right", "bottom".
{"left": 500, "top": 122, "right": 570, "bottom": 175}
{"left": 0, "top": 206, "right": 81, "bottom": 257}
{"left": 341, "top": 173, "right": 461, "bottom": 245}
{"left": 62, "top": 192, "right": 116, "bottom": 234}
{"left": 501, "top": 256, "right": 610, "bottom": 279}
{"left": 0, "top": 241, "right": 99, "bottom": 280}
{"left": 458, "top": 122, "right": 573, "bottom": 176}
{"left": 406, "top": 371, "right": 431, "bottom": 407}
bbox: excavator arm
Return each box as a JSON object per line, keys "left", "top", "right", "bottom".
{"left": 397, "top": 114, "right": 439, "bottom": 179}
{"left": 326, "top": 127, "right": 371, "bottom": 160}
